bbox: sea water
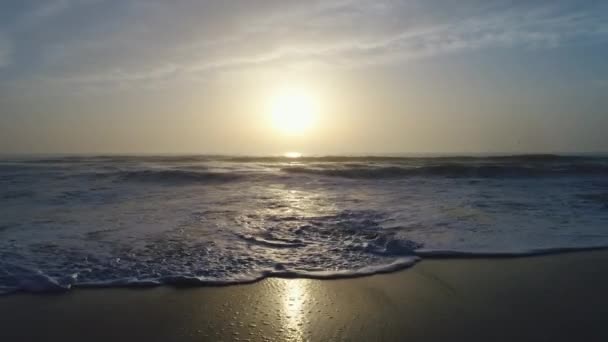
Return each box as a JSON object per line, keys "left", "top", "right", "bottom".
{"left": 1, "top": 155, "right": 607, "bottom": 293}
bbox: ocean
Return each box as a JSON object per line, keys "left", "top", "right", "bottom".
{"left": 1, "top": 154, "right": 607, "bottom": 294}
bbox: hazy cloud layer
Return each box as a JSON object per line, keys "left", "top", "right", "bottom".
{"left": 1, "top": 1, "right": 607, "bottom": 154}
{"left": 0, "top": 34, "right": 11, "bottom": 68}
{"left": 1, "top": 0, "right": 606, "bottom": 87}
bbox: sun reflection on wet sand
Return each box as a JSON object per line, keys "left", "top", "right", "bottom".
{"left": 278, "top": 279, "right": 310, "bottom": 341}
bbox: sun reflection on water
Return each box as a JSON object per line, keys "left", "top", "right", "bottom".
{"left": 284, "top": 152, "right": 303, "bottom": 159}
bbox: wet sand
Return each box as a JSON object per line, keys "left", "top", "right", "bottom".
{"left": 1, "top": 251, "right": 608, "bottom": 341}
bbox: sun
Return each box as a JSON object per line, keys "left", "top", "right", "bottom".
{"left": 269, "top": 88, "right": 318, "bottom": 135}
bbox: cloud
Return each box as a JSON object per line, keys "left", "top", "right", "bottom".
{"left": 0, "top": 34, "right": 11, "bottom": 68}
{"left": 2, "top": 0, "right": 608, "bottom": 87}
{"left": 28, "top": 0, "right": 71, "bottom": 19}
{"left": 593, "top": 79, "right": 608, "bottom": 88}
{"left": 17, "top": 0, "right": 73, "bottom": 29}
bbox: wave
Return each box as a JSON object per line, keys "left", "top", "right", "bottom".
{"left": 112, "top": 169, "right": 243, "bottom": 184}
{"left": 2, "top": 153, "right": 601, "bottom": 164}
{"left": 4, "top": 245, "right": 608, "bottom": 295}
{"left": 0, "top": 257, "right": 421, "bottom": 295}
{"left": 282, "top": 162, "right": 608, "bottom": 179}
{"left": 203, "top": 153, "right": 597, "bottom": 164}
{"left": 2, "top": 154, "right": 608, "bottom": 295}
{"left": 85, "top": 169, "right": 246, "bottom": 184}
{"left": 3, "top": 155, "right": 608, "bottom": 186}
{"left": 415, "top": 245, "right": 608, "bottom": 258}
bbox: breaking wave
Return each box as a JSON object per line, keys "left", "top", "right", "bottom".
{"left": 0, "top": 208, "right": 425, "bottom": 294}
{"left": 282, "top": 162, "right": 608, "bottom": 179}
{"left": 111, "top": 169, "right": 243, "bottom": 184}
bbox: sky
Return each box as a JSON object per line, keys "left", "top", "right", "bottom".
{"left": 0, "top": 0, "right": 607, "bottom": 155}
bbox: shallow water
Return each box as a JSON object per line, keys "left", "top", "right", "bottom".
{"left": 1, "top": 155, "right": 607, "bottom": 293}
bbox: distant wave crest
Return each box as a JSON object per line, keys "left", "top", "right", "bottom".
{"left": 282, "top": 162, "right": 608, "bottom": 179}
{"left": 112, "top": 169, "right": 243, "bottom": 184}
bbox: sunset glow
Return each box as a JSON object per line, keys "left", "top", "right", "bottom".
{"left": 284, "top": 152, "right": 302, "bottom": 158}
{"left": 269, "top": 88, "right": 318, "bottom": 136}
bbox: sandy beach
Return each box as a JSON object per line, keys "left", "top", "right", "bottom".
{"left": 1, "top": 250, "right": 607, "bottom": 341}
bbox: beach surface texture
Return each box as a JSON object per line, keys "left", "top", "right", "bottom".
{"left": 2, "top": 251, "right": 608, "bottom": 341}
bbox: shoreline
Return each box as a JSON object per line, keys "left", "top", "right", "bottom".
{"left": 4, "top": 246, "right": 608, "bottom": 296}
{"left": 2, "top": 250, "right": 608, "bottom": 341}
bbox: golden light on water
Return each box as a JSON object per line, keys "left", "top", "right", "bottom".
{"left": 269, "top": 87, "right": 318, "bottom": 135}
{"left": 284, "top": 152, "right": 302, "bottom": 158}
